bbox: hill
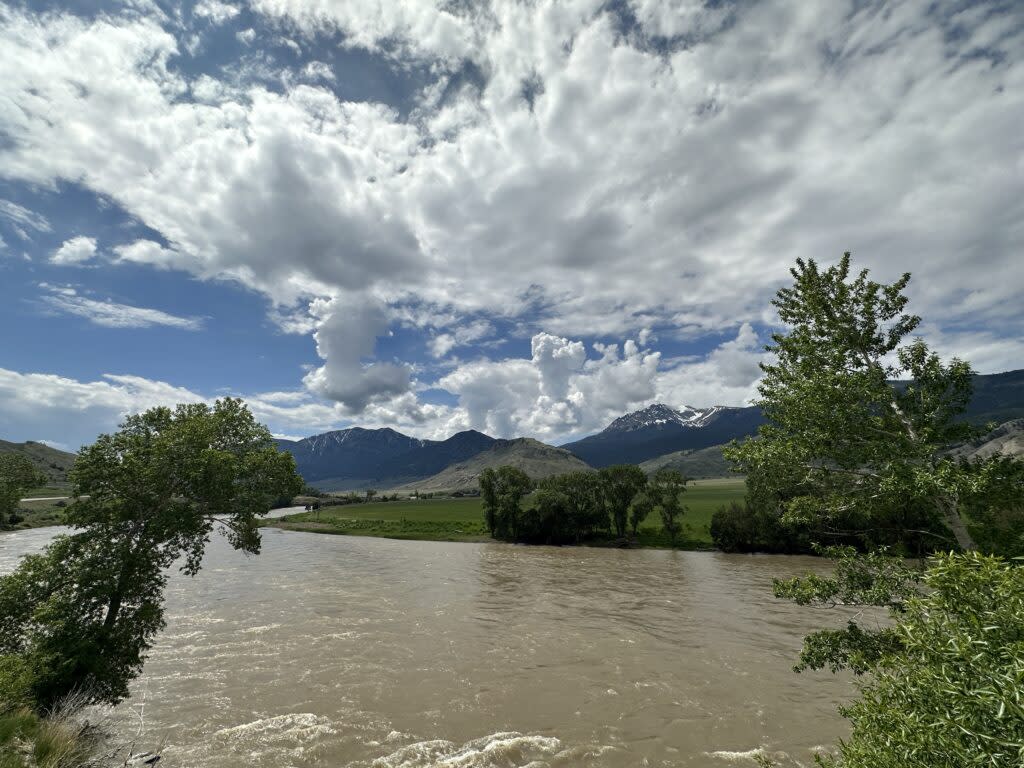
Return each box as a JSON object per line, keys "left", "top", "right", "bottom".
{"left": 398, "top": 438, "right": 593, "bottom": 493}
{"left": 276, "top": 427, "right": 496, "bottom": 491}
{"left": 948, "top": 419, "right": 1024, "bottom": 461}
{"left": 562, "top": 404, "right": 764, "bottom": 467}
{"left": 638, "top": 444, "right": 735, "bottom": 479}
{"left": 960, "top": 370, "right": 1024, "bottom": 425}
{"left": 0, "top": 439, "right": 76, "bottom": 486}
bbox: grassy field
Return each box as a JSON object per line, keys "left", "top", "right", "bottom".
{"left": 2, "top": 490, "right": 74, "bottom": 531}
{"left": 267, "top": 478, "right": 746, "bottom": 548}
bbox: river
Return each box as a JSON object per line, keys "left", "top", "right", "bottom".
{"left": 0, "top": 521, "right": 862, "bottom": 767}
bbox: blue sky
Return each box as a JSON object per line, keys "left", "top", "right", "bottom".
{"left": 1, "top": 0, "right": 1022, "bottom": 449}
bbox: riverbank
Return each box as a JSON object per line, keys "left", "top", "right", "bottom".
{"left": 263, "top": 478, "right": 746, "bottom": 549}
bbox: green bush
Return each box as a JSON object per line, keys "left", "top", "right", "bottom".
{"left": 821, "top": 553, "right": 1024, "bottom": 767}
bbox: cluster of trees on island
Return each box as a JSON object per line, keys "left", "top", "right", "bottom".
{"left": 0, "top": 253, "right": 1021, "bottom": 767}
{"left": 479, "top": 464, "right": 689, "bottom": 545}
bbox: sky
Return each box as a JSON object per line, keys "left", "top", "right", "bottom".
{"left": 0, "top": 0, "right": 1022, "bottom": 450}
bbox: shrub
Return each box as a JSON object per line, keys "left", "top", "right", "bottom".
{"left": 820, "top": 553, "right": 1024, "bottom": 767}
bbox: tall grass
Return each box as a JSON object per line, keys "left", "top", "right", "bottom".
{"left": 0, "top": 693, "right": 153, "bottom": 768}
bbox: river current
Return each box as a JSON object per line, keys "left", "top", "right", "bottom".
{"left": 0, "top": 520, "right": 861, "bottom": 767}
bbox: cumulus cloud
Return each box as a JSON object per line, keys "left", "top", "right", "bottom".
{"left": 439, "top": 330, "right": 657, "bottom": 440}
{"left": 39, "top": 283, "right": 204, "bottom": 330}
{"left": 50, "top": 236, "right": 98, "bottom": 265}
{"left": 0, "top": 1, "right": 1021, "bottom": 437}
{"left": 302, "top": 295, "right": 413, "bottom": 411}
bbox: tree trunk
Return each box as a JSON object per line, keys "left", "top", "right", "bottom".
{"left": 941, "top": 497, "right": 976, "bottom": 551}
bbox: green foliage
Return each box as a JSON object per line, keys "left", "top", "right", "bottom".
{"left": 599, "top": 464, "right": 647, "bottom": 538}
{"left": 773, "top": 546, "right": 923, "bottom": 674}
{"left": 628, "top": 490, "right": 655, "bottom": 536}
{"left": 710, "top": 501, "right": 763, "bottom": 553}
{"left": 819, "top": 553, "right": 1024, "bottom": 767}
{"left": 725, "top": 253, "right": 1020, "bottom": 553}
{"left": 650, "top": 468, "right": 687, "bottom": 545}
{"left": 0, "top": 455, "right": 45, "bottom": 524}
{"left": 479, "top": 466, "right": 533, "bottom": 539}
{"left": 527, "top": 471, "right": 607, "bottom": 544}
{"left": 0, "top": 398, "right": 303, "bottom": 712}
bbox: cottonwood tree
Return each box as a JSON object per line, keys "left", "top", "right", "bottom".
{"left": 650, "top": 469, "right": 687, "bottom": 545}
{"left": 725, "top": 253, "right": 1015, "bottom": 551}
{"left": 479, "top": 466, "right": 532, "bottom": 539}
{"left": 628, "top": 490, "right": 655, "bottom": 537}
{"left": 599, "top": 464, "right": 648, "bottom": 538}
{"left": 733, "top": 254, "right": 1024, "bottom": 767}
{"left": 0, "top": 398, "right": 303, "bottom": 711}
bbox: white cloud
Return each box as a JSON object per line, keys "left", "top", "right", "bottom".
{"left": 193, "top": 0, "right": 241, "bottom": 24}
{"left": 301, "top": 61, "right": 335, "bottom": 82}
{"left": 0, "top": 1, "right": 1020, "bottom": 437}
{"left": 50, "top": 236, "right": 98, "bottom": 265}
{"left": 112, "top": 239, "right": 193, "bottom": 270}
{"left": 250, "top": 0, "right": 479, "bottom": 63}
{"left": 0, "top": 199, "right": 51, "bottom": 237}
{"left": 0, "top": 369, "right": 205, "bottom": 449}
{"left": 302, "top": 295, "right": 413, "bottom": 411}
{"left": 39, "top": 283, "right": 204, "bottom": 330}
{"left": 427, "top": 319, "right": 495, "bottom": 358}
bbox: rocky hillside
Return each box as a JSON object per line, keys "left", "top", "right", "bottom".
{"left": 0, "top": 439, "right": 76, "bottom": 486}
{"left": 948, "top": 419, "right": 1024, "bottom": 461}
{"left": 398, "top": 438, "right": 593, "bottom": 493}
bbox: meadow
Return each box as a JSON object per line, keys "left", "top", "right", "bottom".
{"left": 268, "top": 478, "right": 746, "bottom": 548}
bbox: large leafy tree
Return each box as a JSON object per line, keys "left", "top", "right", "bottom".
{"left": 725, "top": 253, "right": 1016, "bottom": 551}
{"left": 736, "top": 254, "right": 1024, "bottom": 767}
{"left": 0, "top": 454, "right": 45, "bottom": 523}
{"left": 479, "top": 466, "right": 533, "bottom": 539}
{"left": 0, "top": 398, "right": 303, "bottom": 711}
{"left": 599, "top": 464, "right": 647, "bottom": 538}
{"left": 650, "top": 469, "right": 687, "bottom": 545}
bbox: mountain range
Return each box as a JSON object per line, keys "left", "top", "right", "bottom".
{"left": 277, "top": 369, "right": 1024, "bottom": 490}
{"left": 5, "top": 369, "right": 1022, "bottom": 494}
{"left": 274, "top": 428, "right": 496, "bottom": 490}
{"left": 561, "top": 404, "right": 765, "bottom": 467}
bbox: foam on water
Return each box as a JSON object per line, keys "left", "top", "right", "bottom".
{"left": 367, "top": 732, "right": 568, "bottom": 768}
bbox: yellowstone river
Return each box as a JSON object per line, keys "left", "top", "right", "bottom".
{"left": 0, "top": 521, "right": 861, "bottom": 767}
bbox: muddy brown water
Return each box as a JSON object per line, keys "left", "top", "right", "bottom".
{"left": 0, "top": 521, "right": 866, "bottom": 767}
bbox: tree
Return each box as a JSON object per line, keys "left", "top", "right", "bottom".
{"left": 0, "top": 398, "right": 303, "bottom": 711}
{"left": 725, "top": 253, "right": 1016, "bottom": 552}
{"left": 783, "top": 552, "right": 1024, "bottom": 767}
{"left": 0, "top": 454, "right": 45, "bottom": 523}
{"left": 479, "top": 466, "right": 533, "bottom": 539}
{"left": 650, "top": 468, "right": 686, "bottom": 545}
{"left": 734, "top": 254, "right": 1024, "bottom": 766}
{"left": 599, "top": 465, "right": 647, "bottom": 538}
{"left": 628, "top": 490, "right": 655, "bottom": 537}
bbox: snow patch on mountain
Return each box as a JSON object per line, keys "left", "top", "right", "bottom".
{"left": 605, "top": 404, "right": 734, "bottom": 433}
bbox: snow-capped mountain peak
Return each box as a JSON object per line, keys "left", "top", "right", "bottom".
{"left": 605, "top": 403, "right": 722, "bottom": 433}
